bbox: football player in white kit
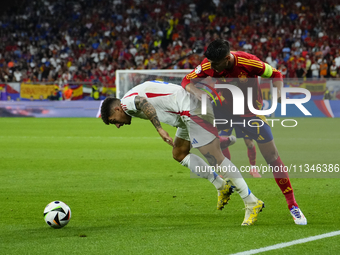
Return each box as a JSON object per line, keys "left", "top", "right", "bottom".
{"left": 100, "top": 80, "right": 264, "bottom": 225}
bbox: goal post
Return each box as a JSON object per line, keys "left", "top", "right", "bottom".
{"left": 115, "top": 69, "right": 192, "bottom": 99}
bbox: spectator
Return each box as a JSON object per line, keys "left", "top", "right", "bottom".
{"left": 293, "top": 25, "right": 302, "bottom": 39}
{"left": 48, "top": 86, "right": 62, "bottom": 101}
{"left": 278, "top": 64, "right": 288, "bottom": 78}
{"left": 266, "top": 52, "right": 277, "bottom": 69}
{"left": 324, "top": 89, "right": 331, "bottom": 100}
{"left": 305, "top": 55, "right": 312, "bottom": 78}
{"left": 330, "top": 61, "right": 338, "bottom": 78}
{"left": 335, "top": 53, "right": 340, "bottom": 69}
{"left": 13, "top": 69, "right": 22, "bottom": 82}
{"left": 296, "top": 63, "right": 306, "bottom": 78}
{"left": 63, "top": 86, "right": 73, "bottom": 101}
{"left": 243, "top": 41, "right": 253, "bottom": 52}
{"left": 311, "top": 61, "right": 320, "bottom": 79}
{"left": 91, "top": 85, "right": 100, "bottom": 100}
{"left": 320, "top": 41, "right": 331, "bottom": 57}
{"left": 320, "top": 59, "right": 328, "bottom": 78}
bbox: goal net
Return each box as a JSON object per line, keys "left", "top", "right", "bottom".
{"left": 115, "top": 69, "right": 192, "bottom": 99}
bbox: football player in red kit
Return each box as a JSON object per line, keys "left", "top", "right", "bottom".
{"left": 181, "top": 39, "right": 306, "bottom": 225}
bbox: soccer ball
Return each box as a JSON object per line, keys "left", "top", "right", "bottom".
{"left": 44, "top": 201, "right": 71, "bottom": 228}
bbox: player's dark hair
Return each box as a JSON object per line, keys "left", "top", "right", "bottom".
{"left": 101, "top": 97, "right": 120, "bottom": 125}
{"left": 204, "top": 40, "right": 230, "bottom": 61}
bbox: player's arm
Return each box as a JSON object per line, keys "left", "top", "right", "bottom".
{"left": 134, "top": 96, "right": 173, "bottom": 146}
{"left": 261, "top": 64, "right": 283, "bottom": 103}
{"left": 272, "top": 79, "right": 283, "bottom": 103}
{"left": 247, "top": 60, "right": 284, "bottom": 102}
{"left": 135, "top": 96, "right": 162, "bottom": 130}
{"left": 181, "top": 63, "right": 210, "bottom": 100}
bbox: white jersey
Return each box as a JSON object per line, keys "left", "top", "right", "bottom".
{"left": 120, "top": 81, "right": 197, "bottom": 128}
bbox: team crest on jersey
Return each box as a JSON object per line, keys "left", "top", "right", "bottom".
{"left": 238, "top": 72, "right": 248, "bottom": 83}
{"left": 195, "top": 65, "right": 202, "bottom": 74}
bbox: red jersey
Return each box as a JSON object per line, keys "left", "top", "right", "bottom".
{"left": 181, "top": 51, "right": 283, "bottom": 117}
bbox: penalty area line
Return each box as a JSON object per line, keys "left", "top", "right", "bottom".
{"left": 230, "top": 230, "right": 340, "bottom": 255}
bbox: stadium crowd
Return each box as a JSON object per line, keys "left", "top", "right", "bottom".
{"left": 0, "top": 0, "right": 340, "bottom": 85}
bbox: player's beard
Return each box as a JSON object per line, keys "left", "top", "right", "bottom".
{"left": 126, "top": 116, "right": 132, "bottom": 125}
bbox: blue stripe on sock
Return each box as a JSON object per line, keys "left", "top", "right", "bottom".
{"left": 213, "top": 171, "right": 218, "bottom": 179}
{"left": 248, "top": 188, "right": 251, "bottom": 195}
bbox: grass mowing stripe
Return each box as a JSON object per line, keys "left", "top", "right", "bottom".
{"left": 231, "top": 230, "right": 340, "bottom": 255}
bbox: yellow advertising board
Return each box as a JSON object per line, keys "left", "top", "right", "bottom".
{"left": 20, "top": 84, "right": 55, "bottom": 100}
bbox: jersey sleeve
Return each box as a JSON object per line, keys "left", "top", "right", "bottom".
{"left": 260, "top": 62, "right": 283, "bottom": 83}
{"left": 181, "top": 60, "right": 210, "bottom": 89}
{"left": 236, "top": 54, "right": 283, "bottom": 83}
{"left": 120, "top": 93, "right": 138, "bottom": 115}
{"left": 269, "top": 67, "right": 283, "bottom": 83}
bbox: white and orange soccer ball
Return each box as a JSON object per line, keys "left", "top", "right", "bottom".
{"left": 44, "top": 201, "right": 71, "bottom": 228}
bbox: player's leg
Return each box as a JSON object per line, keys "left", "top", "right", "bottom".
{"left": 197, "top": 137, "right": 251, "bottom": 198}
{"left": 236, "top": 118, "right": 295, "bottom": 203}
{"left": 218, "top": 128, "right": 236, "bottom": 160}
{"left": 243, "top": 138, "right": 261, "bottom": 178}
{"left": 257, "top": 140, "right": 304, "bottom": 209}
{"left": 172, "top": 134, "right": 233, "bottom": 210}
{"left": 244, "top": 138, "right": 256, "bottom": 165}
{"left": 221, "top": 146, "right": 231, "bottom": 160}
{"left": 212, "top": 102, "right": 235, "bottom": 160}
{"left": 233, "top": 117, "right": 306, "bottom": 224}
{"left": 190, "top": 103, "right": 263, "bottom": 224}
{"left": 257, "top": 139, "right": 307, "bottom": 225}
{"left": 173, "top": 130, "right": 226, "bottom": 190}
{"left": 196, "top": 137, "right": 264, "bottom": 225}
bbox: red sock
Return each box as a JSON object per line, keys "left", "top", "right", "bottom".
{"left": 271, "top": 156, "right": 298, "bottom": 209}
{"left": 247, "top": 146, "right": 256, "bottom": 165}
{"left": 222, "top": 147, "right": 231, "bottom": 160}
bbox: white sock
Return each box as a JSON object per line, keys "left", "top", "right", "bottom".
{"left": 217, "top": 158, "right": 257, "bottom": 202}
{"left": 180, "top": 154, "right": 225, "bottom": 190}
{"left": 243, "top": 193, "right": 258, "bottom": 204}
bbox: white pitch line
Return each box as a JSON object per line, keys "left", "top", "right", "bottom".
{"left": 230, "top": 230, "right": 340, "bottom": 255}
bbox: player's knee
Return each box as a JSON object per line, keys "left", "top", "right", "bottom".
{"left": 246, "top": 143, "right": 254, "bottom": 149}
{"left": 172, "top": 147, "right": 188, "bottom": 162}
{"left": 263, "top": 151, "right": 279, "bottom": 164}
{"left": 244, "top": 139, "right": 254, "bottom": 149}
{"left": 172, "top": 152, "right": 187, "bottom": 162}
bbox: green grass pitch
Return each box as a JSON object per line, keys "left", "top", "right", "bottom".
{"left": 0, "top": 117, "right": 340, "bottom": 255}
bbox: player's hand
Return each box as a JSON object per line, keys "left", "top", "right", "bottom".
{"left": 157, "top": 128, "right": 174, "bottom": 147}
{"left": 186, "top": 83, "right": 208, "bottom": 101}
{"left": 192, "top": 87, "right": 208, "bottom": 101}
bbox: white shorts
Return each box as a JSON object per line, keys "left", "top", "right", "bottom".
{"left": 175, "top": 101, "right": 217, "bottom": 148}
